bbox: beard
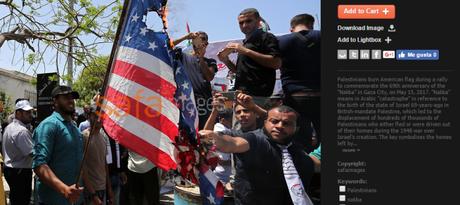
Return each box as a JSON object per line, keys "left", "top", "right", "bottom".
{"left": 63, "top": 108, "right": 75, "bottom": 115}
{"left": 55, "top": 104, "right": 75, "bottom": 115}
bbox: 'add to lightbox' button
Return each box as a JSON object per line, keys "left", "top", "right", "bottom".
{"left": 396, "top": 50, "right": 439, "bottom": 61}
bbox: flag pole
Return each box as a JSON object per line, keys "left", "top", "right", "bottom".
{"left": 186, "top": 21, "right": 191, "bottom": 46}
{"left": 74, "top": 0, "right": 132, "bottom": 187}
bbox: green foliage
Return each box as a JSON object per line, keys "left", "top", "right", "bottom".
{"left": 73, "top": 56, "right": 109, "bottom": 107}
{"left": 30, "top": 78, "right": 38, "bottom": 86}
{"left": 26, "top": 53, "right": 36, "bottom": 65}
{"left": 1, "top": 0, "right": 123, "bottom": 84}
{"left": 0, "top": 91, "right": 13, "bottom": 123}
{"left": 48, "top": 74, "right": 59, "bottom": 82}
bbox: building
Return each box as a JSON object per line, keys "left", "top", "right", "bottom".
{"left": 0, "top": 67, "right": 36, "bottom": 109}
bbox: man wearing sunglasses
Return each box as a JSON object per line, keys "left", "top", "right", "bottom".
{"left": 174, "top": 31, "right": 218, "bottom": 129}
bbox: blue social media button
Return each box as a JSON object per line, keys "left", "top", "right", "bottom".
{"left": 396, "top": 50, "right": 439, "bottom": 60}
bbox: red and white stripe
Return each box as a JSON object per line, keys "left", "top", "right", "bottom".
{"left": 101, "top": 46, "right": 179, "bottom": 170}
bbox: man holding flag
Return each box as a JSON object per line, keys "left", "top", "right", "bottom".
{"left": 33, "top": 86, "right": 84, "bottom": 205}
{"left": 173, "top": 31, "right": 218, "bottom": 129}
{"left": 98, "top": 0, "right": 224, "bottom": 204}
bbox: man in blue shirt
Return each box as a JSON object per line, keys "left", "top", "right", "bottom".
{"left": 173, "top": 31, "right": 218, "bottom": 129}
{"left": 33, "top": 86, "right": 84, "bottom": 205}
{"left": 278, "top": 14, "right": 321, "bottom": 152}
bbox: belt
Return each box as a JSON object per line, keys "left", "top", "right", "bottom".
{"left": 290, "top": 91, "right": 321, "bottom": 97}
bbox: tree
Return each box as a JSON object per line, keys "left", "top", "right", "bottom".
{"left": 0, "top": 91, "right": 13, "bottom": 123}
{"left": 0, "top": 0, "right": 122, "bottom": 82}
{"left": 73, "top": 55, "right": 108, "bottom": 107}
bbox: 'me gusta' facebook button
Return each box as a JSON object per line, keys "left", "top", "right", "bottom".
{"left": 396, "top": 50, "right": 439, "bottom": 60}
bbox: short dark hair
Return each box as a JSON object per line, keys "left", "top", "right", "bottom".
{"left": 196, "top": 31, "right": 208, "bottom": 42}
{"left": 218, "top": 108, "right": 233, "bottom": 120}
{"left": 239, "top": 8, "right": 260, "bottom": 19}
{"left": 268, "top": 105, "right": 299, "bottom": 121}
{"left": 234, "top": 103, "right": 255, "bottom": 113}
{"left": 290, "top": 13, "right": 315, "bottom": 29}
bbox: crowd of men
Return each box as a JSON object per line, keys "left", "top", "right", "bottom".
{"left": 0, "top": 7, "right": 321, "bottom": 205}
{"left": 185, "top": 9, "right": 322, "bottom": 204}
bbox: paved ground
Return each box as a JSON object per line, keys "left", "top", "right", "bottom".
{"left": 3, "top": 176, "right": 10, "bottom": 205}
{"left": 3, "top": 175, "right": 175, "bottom": 205}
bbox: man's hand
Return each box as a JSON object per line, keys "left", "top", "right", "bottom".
{"left": 198, "top": 130, "right": 250, "bottom": 153}
{"left": 199, "top": 130, "right": 218, "bottom": 144}
{"left": 92, "top": 195, "right": 103, "bottom": 205}
{"left": 120, "top": 172, "right": 128, "bottom": 185}
{"left": 217, "top": 48, "right": 232, "bottom": 62}
{"left": 218, "top": 42, "right": 245, "bottom": 61}
{"left": 62, "top": 184, "right": 83, "bottom": 203}
{"left": 107, "top": 189, "right": 115, "bottom": 205}
{"left": 226, "top": 42, "right": 248, "bottom": 54}
{"left": 236, "top": 92, "right": 256, "bottom": 110}
{"left": 92, "top": 119, "right": 102, "bottom": 132}
{"left": 211, "top": 92, "right": 228, "bottom": 111}
{"left": 186, "top": 32, "right": 199, "bottom": 40}
{"left": 217, "top": 43, "right": 238, "bottom": 72}
{"left": 236, "top": 92, "right": 267, "bottom": 118}
{"left": 173, "top": 32, "right": 199, "bottom": 47}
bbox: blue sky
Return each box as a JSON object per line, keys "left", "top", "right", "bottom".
{"left": 168, "top": 0, "right": 321, "bottom": 42}
{"left": 0, "top": 0, "right": 320, "bottom": 76}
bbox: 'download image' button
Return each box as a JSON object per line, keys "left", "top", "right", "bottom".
{"left": 338, "top": 5, "right": 396, "bottom": 19}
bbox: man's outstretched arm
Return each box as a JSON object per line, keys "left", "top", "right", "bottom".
{"left": 199, "top": 130, "right": 250, "bottom": 153}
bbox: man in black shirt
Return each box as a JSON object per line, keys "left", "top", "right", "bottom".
{"left": 199, "top": 105, "right": 314, "bottom": 205}
{"left": 278, "top": 14, "right": 321, "bottom": 152}
{"left": 218, "top": 8, "right": 281, "bottom": 99}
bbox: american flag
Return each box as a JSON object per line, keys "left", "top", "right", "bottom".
{"left": 199, "top": 164, "right": 225, "bottom": 205}
{"left": 174, "top": 57, "right": 199, "bottom": 145}
{"left": 100, "top": 0, "right": 223, "bottom": 203}
{"left": 100, "top": 0, "right": 179, "bottom": 171}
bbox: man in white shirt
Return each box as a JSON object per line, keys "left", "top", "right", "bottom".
{"left": 2, "top": 99, "right": 34, "bottom": 205}
{"left": 126, "top": 151, "right": 160, "bottom": 205}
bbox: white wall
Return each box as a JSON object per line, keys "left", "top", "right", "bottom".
{"left": 0, "top": 69, "right": 36, "bottom": 110}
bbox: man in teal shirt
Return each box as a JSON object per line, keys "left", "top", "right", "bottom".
{"left": 33, "top": 86, "right": 84, "bottom": 205}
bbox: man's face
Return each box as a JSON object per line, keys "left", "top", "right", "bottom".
{"left": 193, "top": 34, "right": 208, "bottom": 54}
{"left": 238, "top": 14, "right": 259, "bottom": 35}
{"left": 235, "top": 104, "right": 257, "bottom": 131}
{"left": 16, "top": 110, "right": 33, "bottom": 124}
{"left": 83, "top": 105, "right": 90, "bottom": 114}
{"left": 54, "top": 94, "right": 76, "bottom": 115}
{"left": 264, "top": 109, "right": 297, "bottom": 144}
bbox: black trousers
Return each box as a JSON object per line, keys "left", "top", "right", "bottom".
{"left": 284, "top": 95, "right": 321, "bottom": 153}
{"left": 126, "top": 168, "right": 159, "bottom": 205}
{"left": 4, "top": 167, "right": 33, "bottom": 205}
